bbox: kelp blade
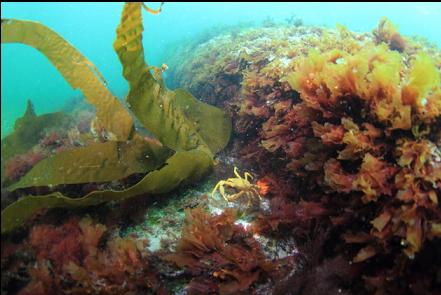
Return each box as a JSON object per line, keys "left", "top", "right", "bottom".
{"left": 1, "top": 18, "right": 133, "bottom": 140}
{"left": 173, "top": 88, "right": 231, "bottom": 154}
{"left": 8, "top": 134, "right": 172, "bottom": 191}
{"left": 1, "top": 3, "right": 231, "bottom": 234}
{"left": 1, "top": 149, "right": 212, "bottom": 234}
{"left": 114, "top": 3, "right": 231, "bottom": 155}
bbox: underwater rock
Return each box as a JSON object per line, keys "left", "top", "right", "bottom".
{"left": 165, "top": 17, "right": 441, "bottom": 294}
{"left": 2, "top": 4, "right": 441, "bottom": 295}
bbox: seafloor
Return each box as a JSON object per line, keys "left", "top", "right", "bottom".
{"left": 1, "top": 9, "right": 441, "bottom": 295}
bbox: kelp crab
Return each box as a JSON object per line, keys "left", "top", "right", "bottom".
{"left": 211, "top": 166, "right": 263, "bottom": 207}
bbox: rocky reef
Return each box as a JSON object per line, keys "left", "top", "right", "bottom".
{"left": 1, "top": 5, "right": 440, "bottom": 295}
{"left": 164, "top": 17, "right": 441, "bottom": 294}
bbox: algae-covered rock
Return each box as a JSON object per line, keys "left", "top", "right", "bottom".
{"left": 0, "top": 100, "right": 72, "bottom": 185}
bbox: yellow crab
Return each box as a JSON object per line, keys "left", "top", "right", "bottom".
{"left": 211, "top": 166, "right": 262, "bottom": 206}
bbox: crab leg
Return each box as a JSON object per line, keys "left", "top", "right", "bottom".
{"left": 219, "top": 183, "right": 228, "bottom": 201}
{"left": 226, "top": 190, "right": 247, "bottom": 202}
{"left": 244, "top": 172, "right": 253, "bottom": 181}
{"left": 211, "top": 181, "right": 223, "bottom": 198}
{"left": 246, "top": 191, "right": 253, "bottom": 207}
{"left": 251, "top": 187, "right": 262, "bottom": 199}
{"left": 233, "top": 167, "right": 241, "bottom": 179}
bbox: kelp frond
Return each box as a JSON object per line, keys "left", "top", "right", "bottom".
{"left": 1, "top": 18, "right": 134, "bottom": 141}
{"left": 0, "top": 3, "right": 231, "bottom": 234}
{"left": 142, "top": 2, "right": 164, "bottom": 15}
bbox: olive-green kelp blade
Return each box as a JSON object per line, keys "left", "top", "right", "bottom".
{"left": 1, "top": 101, "right": 71, "bottom": 184}
{"left": 1, "top": 149, "right": 212, "bottom": 234}
{"left": 173, "top": 88, "right": 232, "bottom": 154}
{"left": 1, "top": 3, "right": 231, "bottom": 234}
{"left": 113, "top": 3, "right": 231, "bottom": 155}
{"left": 1, "top": 18, "right": 133, "bottom": 141}
{"left": 8, "top": 134, "right": 172, "bottom": 191}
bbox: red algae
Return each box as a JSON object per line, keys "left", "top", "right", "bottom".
{"left": 13, "top": 217, "right": 163, "bottom": 294}
{"left": 164, "top": 17, "right": 441, "bottom": 294}
{"left": 2, "top": 14, "right": 441, "bottom": 295}
{"left": 165, "top": 208, "right": 276, "bottom": 295}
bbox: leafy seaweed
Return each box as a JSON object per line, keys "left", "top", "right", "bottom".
{"left": 1, "top": 18, "right": 134, "bottom": 141}
{"left": 8, "top": 134, "right": 172, "bottom": 191}
{"left": 1, "top": 149, "right": 212, "bottom": 234}
{"left": 0, "top": 3, "right": 231, "bottom": 234}
{"left": 113, "top": 3, "right": 231, "bottom": 156}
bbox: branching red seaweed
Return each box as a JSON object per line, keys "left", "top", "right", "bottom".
{"left": 165, "top": 207, "right": 276, "bottom": 295}
{"left": 14, "top": 217, "right": 162, "bottom": 295}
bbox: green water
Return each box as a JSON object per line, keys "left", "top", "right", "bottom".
{"left": 2, "top": 2, "right": 441, "bottom": 137}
